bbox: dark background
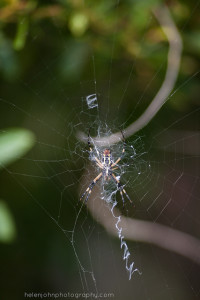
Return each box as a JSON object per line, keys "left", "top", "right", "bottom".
{"left": 0, "top": 1, "right": 200, "bottom": 299}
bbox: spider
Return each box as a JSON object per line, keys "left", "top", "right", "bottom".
{"left": 80, "top": 130, "right": 132, "bottom": 207}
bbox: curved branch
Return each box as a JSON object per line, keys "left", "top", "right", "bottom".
{"left": 78, "top": 4, "right": 199, "bottom": 267}
{"left": 77, "top": 5, "right": 183, "bottom": 147}
{"left": 81, "top": 167, "right": 200, "bottom": 265}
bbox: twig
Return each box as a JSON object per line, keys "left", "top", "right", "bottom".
{"left": 82, "top": 167, "right": 200, "bottom": 265}
{"left": 77, "top": 5, "right": 183, "bottom": 146}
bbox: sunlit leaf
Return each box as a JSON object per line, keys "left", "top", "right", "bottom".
{"left": 0, "top": 128, "right": 35, "bottom": 169}
{"left": 68, "top": 13, "right": 89, "bottom": 37}
{"left": 13, "top": 17, "right": 29, "bottom": 51}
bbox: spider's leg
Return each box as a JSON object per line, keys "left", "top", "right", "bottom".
{"left": 119, "top": 188, "right": 125, "bottom": 208}
{"left": 94, "top": 157, "right": 104, "bottom": 169}
{"left": 121, "top": 187, "right": 132, "bottom": 203}
{"left": 111, "top": 131, "right": 126, "bottom": 168}
{"left": 111, "top": 166, "right": 119, "bottom": 171}
{"left": 111, "top": 173, "right": 132, "bottom": 206}
{"left": 80, "top": 172, "right": 102, "bottom": 203}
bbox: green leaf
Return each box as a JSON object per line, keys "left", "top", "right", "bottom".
{"left": 0, "top": 200, "right": 16, "bottom": 243}
{"left": 13, "top": 17, "right": 29, "bottom": 51}
{"left": 68, "top": 13, "right": 89, "bottom": 37}
{"left": 0, "top": 128, "right": 35, "bottom": 169}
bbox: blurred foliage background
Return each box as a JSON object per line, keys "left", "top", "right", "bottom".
{"left": 0, "top": 0, "right": 200, "bottom": 300}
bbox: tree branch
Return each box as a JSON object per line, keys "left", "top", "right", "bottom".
{"left": 77, "top": 5, "right": 183, "bottom": 146}
{"left": 81, "top": 167, "right": 200, "bottom": 265}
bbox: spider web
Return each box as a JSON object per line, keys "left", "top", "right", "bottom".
{"left": 0, "top": 1, "right": 200, "bottom": 300}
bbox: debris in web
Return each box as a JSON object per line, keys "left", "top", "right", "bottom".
{"left": 86, "top": 94, "right": 98, "bottom": 109}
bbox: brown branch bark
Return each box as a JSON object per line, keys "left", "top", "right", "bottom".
{"left": 77, "top": 5, "right": 183, "bottom": 146}
{"left": 81, "top": 167, "right": 200, "bottom": 265}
